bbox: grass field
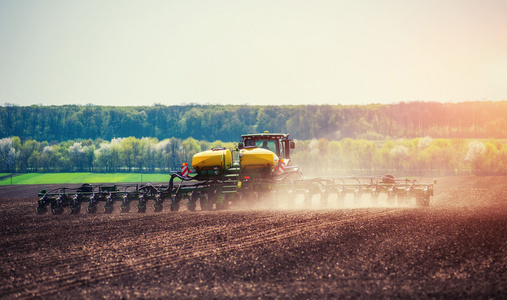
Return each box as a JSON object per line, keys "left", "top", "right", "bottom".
{"left": 0, "top": 173, "right": 176, "bottom": 185}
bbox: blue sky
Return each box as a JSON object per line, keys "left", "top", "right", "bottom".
{"left": 1, "top": 0, "right": 506, "bottom": 106}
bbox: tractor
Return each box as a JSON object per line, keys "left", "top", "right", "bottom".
{"left": 37, "top": 131, "right": 435, "bottom": 214}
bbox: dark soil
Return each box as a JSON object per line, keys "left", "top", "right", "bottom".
{"left": 0, "top": 177, "right": 506, "bottom": 299}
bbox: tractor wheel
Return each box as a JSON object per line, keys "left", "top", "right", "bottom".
{"left": 170, "top": 203, "right": 180, "bottom": 212}
{"left": 198, "top": 193, "right": 209, "bottom": 211}
{"left": 215, "top": 193, "right": 228, "bottom": 210}
{"left": 201, "top": 203, "right": 210, "bottom": 211}
{"left": 414, "top": 194, "right": 421, "bottom": 206}
{"left": 104, "top": 205, "right": 114, "bottom": 214}
{"left": 121, "top": 204, "right": 130, "bottom": 213}
{"left": 203, "top": 191, "right": 218, "bottom": 210}
{"left": 188, "top": 202, "right": 196, "bottom": 212}
{"left": 421, "top": 196, "right": 430, "bottom": 207}
{"left": 216, "top": 201, "right": 229, "bottom": 210}
{"left": 154, "top": 203, "right": 163, "bottom": 212}
{"left": 70, "top": 205, "right": 81, "bottom": 214}
{"left": 51, "top": 204, "right": 63, "bottom": 215}
{"left": 200, "top": 198, "right": 210, "bottom": 211}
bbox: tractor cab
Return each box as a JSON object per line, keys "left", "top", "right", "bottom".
{"left": 239, "top": 131, "right": 295, "bottom": 160}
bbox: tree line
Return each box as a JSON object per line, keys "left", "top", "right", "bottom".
{"left": 1, "top": 136, "right": 506, "bottom": 176}
{"left": 1, "top": 101, "right": 507, "bottom": 142}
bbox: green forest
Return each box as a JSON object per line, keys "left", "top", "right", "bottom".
{"left": 1, "top": 101, "right": 507, "bottom": 176}
{"left": 2, "top": 101, "right": 507, "bottom": 142}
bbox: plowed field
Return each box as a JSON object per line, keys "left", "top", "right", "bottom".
{"left": 1, "top": 177, "right": 506, "bottom": 299}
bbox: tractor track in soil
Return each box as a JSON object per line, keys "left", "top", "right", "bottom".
{"left": 1, "top": 177, "right": 507, "bottom": 299}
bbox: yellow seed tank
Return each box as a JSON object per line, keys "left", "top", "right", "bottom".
{"left": 239, "top": 147, "right": 279, "bottom": 169}
{"left": 192, "top": 148, "right": 232, "bottom": 171}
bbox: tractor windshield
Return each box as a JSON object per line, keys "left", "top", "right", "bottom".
{"left": 245, "top": 139, "right": 280, "bottom": 156}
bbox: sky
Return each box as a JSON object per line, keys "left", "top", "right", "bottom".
{"left": 0, "top": 0, "right": 506, "bottom": 107}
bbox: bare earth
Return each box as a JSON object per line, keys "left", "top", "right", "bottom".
{"left": 0, "top": 176, "right": 506, "bottom": 299}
